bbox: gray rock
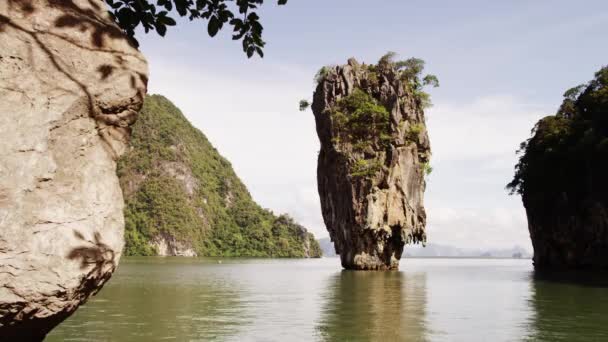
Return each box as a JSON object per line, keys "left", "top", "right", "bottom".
{"left": 311, "top": 58, "right": 430, "bottom": 270}
{"left": 0, "top": 0, "right": 147, "bottom": 339}
{"left": 152, "top": 233, "right": 198, "bottom": 257}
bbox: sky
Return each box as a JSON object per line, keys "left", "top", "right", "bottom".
{"left": 137, "top": 0, "right": 608, "bottom": 252}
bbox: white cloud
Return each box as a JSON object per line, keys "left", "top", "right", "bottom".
{"left": 147, "top": 58, "right": 328, "bottom": 237}
{"left": 426, "top": 206, "right": 531, "bottom": 251}
{"left": 424, "top": 95, "right": 549, "bottom": 252}
{"left": 426, "top": 95, "right": 546, "bottom": 162}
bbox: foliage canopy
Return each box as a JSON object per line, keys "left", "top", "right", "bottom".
{"left": 507, "top": 67, "right": 608, "bottom": 199}
{"left": 376, "top": 51, "right": 439, "bottom": 108}
{"left": 104, "top": 0, "right": 287, "bottom": 57}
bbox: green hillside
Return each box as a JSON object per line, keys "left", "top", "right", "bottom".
{"left": 117, "top": 95, "right": 321, "bottom": 258}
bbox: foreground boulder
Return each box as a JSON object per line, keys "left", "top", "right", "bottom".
{"left": 0, "top": 0, "right": 147, "bottom": 339}
{"left": 509, "top": 67, "right": 608, "bottom": 270}
{"left": 310, "top": 54, "right": 435, "bottom": 270}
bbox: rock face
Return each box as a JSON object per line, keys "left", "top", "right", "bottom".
{"left": 0, "top": 1, "right": 147, "bottom": 339}
{"left": 312, "top": 57, "right": 431, "bottom": 270}
{"left": 509, "top": 67, "right": 608, "bottom": 270}
{"left": 152, "top": 233, "right": 198, "bottom": 257}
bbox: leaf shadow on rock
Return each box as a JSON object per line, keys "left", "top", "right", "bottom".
{"left": 0, "top": 230, "right": 119, "bottom": 342}
{"left": 0, "top": 1, "right": 145, "bottom": 341}
{"left": 0, "top": 0, "right": 148, "bottom": 152}
{"left": 68, "top": 229, "right": 117, "bottom": 293}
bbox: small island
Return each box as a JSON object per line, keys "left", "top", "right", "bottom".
{"left": 306, "top": 53, "right": 437, "bottom": 270}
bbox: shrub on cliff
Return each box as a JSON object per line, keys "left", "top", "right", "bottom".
{"left": 331, "top": 89, "right": 390, "bottom": 148}
{"left": 301, "top": 52, "right": 438, "bottom": 112}
{"left": 302, "top": 52, "right": 437, "bottom": 180}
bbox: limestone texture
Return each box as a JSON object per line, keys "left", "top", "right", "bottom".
{"left": 312, "top": 57, "right": 431, "bottom": 270}
{"left": 152, "top": 232, "right": 197, "bottom": 257}
{"left": 0, "top": 0, "right": 147, "bottom": 339}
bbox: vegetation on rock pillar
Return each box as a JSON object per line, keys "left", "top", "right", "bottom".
{"left": 103, "top": 0, "right": 288, "bottom": 57}
{"left": 310, "top": 52, "right": 437, "bottom": 270}
{"left": 302, "top": 52, "right": 438, "bottom": 180}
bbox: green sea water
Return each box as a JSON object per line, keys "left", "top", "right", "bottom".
{"left": 46, "top": 257, "right": 608, "bottom": 341}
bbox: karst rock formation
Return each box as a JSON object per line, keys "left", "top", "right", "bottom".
{"left": 311, "top": 56, "right": 431, "bottom": 270}
{"left": 509, "top": 67, "right": 608, "bottom": 270}
{"left": 0, "top": 0, "right": 147, "bottom": 339}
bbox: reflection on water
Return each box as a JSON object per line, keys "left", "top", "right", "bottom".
{"left": 317, "top": 271, "right": 427, "bottom": 341}
{"left": 422, "top": 259, "right": 535, "bottom": 341}
{"left": 527, "top": 272, "right": 608, "bottom": 341}
{"left": 46, "top": 257, "right": 608, "bottom": 341}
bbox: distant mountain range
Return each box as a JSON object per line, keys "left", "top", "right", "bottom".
{"left": 318, "top": 237, "right": 532, "bottom": 259}
{"left": 318, "top": 238, "right": 337, "bottom": 257}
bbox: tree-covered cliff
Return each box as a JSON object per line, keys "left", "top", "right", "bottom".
{"left": 117, "top": 95, "right": 321, "bottom": 258}
{"left": 508, "top": 66, "right": 608, "bottom": 269}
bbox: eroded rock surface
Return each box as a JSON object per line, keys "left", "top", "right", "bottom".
{"left": 152, "top": 233, "right": 198, "bottom": 257}
{"left": 312, "top": 57, "right": 431, "bottom": 270}
{"left": 0, "top": 0, "right": 147, "bottom": 339}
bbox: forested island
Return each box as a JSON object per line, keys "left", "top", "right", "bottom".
{"left": 509, "top": 67, "right": 608, "bottom": 270}
{"left": 119, "top": 95, "right": 322, "bottom": 258}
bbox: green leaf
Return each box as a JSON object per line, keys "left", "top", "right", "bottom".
{"left": 117, "top": 7, "right": 136, "bottom": 26}
{"left": 174, "top": 0, "right": 188, "bottom": 16}
{"left": 299, "top": 99, "right": 310, "bottom": 111}
{"left": 422, "top": 74, "right": 439, "bottom": 88}
{"left": 195, "top": 0, "right": 206, "bottom": 11}
{"left": 161, "top": 16, "right": 176, "bottom": 26}
{"left": 105, "top": 0, "right": 285, "bottom": 58}
{"left": 208, "top": 16, "right": 220, "bottom": 37}
{"left": 155, "top": 22, "right": 167, "bottom": 36}
{"left": 255, "top": 46, "right": 264, "bottom": 58}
